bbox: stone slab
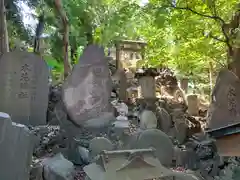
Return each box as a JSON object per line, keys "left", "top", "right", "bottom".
{"left": 207, "top": 69, "right": 240, "bottom": 129}
{"left": 132, "top": 129, "right": 174, "bottom": 167}
{"left": 156, "top": 107, "right": 172, "bottom": 133}
{"left": 0, "top": 112, "right": 34, "bottom": 180}
{"left": 139, "top": 110, "right": 158, "bottom": 130}
{"left": 89, "top": 137, "right": 113, "bottom": 158}
{"left": 0, "top": 51, "right": 49, "bottom": 125}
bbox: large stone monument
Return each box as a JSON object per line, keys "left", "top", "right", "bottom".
{"left": 206, "top": 69, "right": 240, "bottom": 156}
{"left": 207, "top": 69, "right": 240, "bottom": 129}
{"left": 0, "top": 51, "right": 49, "bottom": 126}
{"left": 62, "top": 45, "right": 113, "bottom": 128}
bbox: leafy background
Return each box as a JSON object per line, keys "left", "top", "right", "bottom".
{"left": 5, "top": 0, "right": 240, "bottom": 91}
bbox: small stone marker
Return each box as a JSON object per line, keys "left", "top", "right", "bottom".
{"left": 138, "top": 76, "right": 156, "bottom": 98}
{"left": 62, "top": 45, "right": 113, "bottom": 128}
{"left": 187, "top": 94, "right": 199, "bottom": 116}
{"left": 174, "top": 120, "right": 188, "bottom": 144}
{"left": 135, "top": 68, "right": 158, "bottom": 99}
{"left": 156, "top": 107, "right": 172, "bottom": 133}
{"left": 0, "top": 112, "right": 34, "bottom": 180}
{"left": 89, "top": 137, "right": 113, "bottom": 158}
{"left": 174, "top": 147, "right": 198, "bottom": 169}
{"left": 133, "top": 129, "right": 174, "bottom": 167}
{"left": 0, "top": 51, "right": 49, "bottom": 126}
{"left": 139, "top": 110, "right": 158, "bottom": 130}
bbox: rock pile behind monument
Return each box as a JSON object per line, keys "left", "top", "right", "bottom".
{"left": 1, "top": 46, "right": 240, "bottom": 180}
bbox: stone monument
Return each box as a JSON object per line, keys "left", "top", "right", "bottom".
{"left": 62, "top": 45, "right": 113, "bottom": 128}
{"left": 0, "top": 51, "right": 49, "bottom": 125}
{"left": 207, "top": 69, "right": 240, "bottom": 129}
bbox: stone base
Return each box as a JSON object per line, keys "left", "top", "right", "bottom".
{"left": 136, "top": 98, "right": 159, "bottom": 110}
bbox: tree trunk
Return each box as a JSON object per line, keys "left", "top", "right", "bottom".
{"left": 54, "top": 0, "right": 71, "bottom": 79}
{"left": 86, "top": 27, "right": 93, "bottom": 45}
{"left": 0, "top": 0, "right": 9, "bottom": 56}
{"left": 209, "top": 62, "right": 213, "bottom": 94}
{"left": 70, "top": 46, "right": 77, "bottom": 66}
{"left": 224, "top": 9, "right": 240, "bottom": 78}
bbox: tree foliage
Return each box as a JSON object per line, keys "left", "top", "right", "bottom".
{"left": 5, "top": 0, "right": 240, "bottom": 87}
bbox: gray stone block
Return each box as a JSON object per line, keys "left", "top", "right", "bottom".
{"left": 0, "top": 51, "right": 49, "bottom": 126}
{"left": 0, "top": 112, "right": 34, "bottom": 180}
{"left": 43, "top": 153, "right": 74, "bottom": 180}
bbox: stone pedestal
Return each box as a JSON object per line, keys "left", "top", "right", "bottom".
{"left": 119, "top": 70, "right": 128, "bottom": 102}
{"left": 187, "top": 94, "right": 199, "bottom": 116}
{"left": 136, "top": 98, "right": 158, "bottom": 111}
{"left": 138, "top": 76, "right": 156, "bottom": 98}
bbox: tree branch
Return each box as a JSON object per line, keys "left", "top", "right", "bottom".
{"left": 165, "top": 4, "right": 225, "bottom": 24}
{"left": 163, "top": 2, "right": 233, "bottom": 60}
{"left": 208, "top": 32, "right": 226, "bottom": 43}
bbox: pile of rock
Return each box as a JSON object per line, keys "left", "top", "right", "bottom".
{"left": 2, "top": 46, "right": 240, "bottom": 180}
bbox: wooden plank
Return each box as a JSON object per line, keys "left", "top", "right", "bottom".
{"left": 215, "top": 133, "right": 240, "bottom": 156}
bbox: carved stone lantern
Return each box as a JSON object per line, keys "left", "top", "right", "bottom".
{"left": 114, "top": 40, "right": 147, "bottom": 102}
{"left": 115, "top": 40, "right": 147, "bottom": 71}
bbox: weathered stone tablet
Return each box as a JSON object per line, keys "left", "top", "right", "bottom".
{"left": 0, "top": 51, "right": 49, "bottom": 125}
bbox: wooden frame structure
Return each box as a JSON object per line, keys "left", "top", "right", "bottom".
{"left": 206, "top": 122, "right": 240, "bottom": 156}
